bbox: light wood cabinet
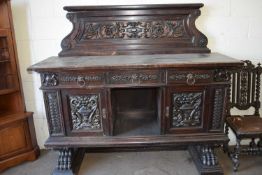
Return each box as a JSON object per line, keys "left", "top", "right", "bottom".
{"left": 0, "top": 0, "right": 39, "bottom": 172}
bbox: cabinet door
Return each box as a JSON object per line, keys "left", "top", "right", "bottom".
{"left": 165, "top": 86, "right": 210, "bottom": 134}
{"left": 62, "top": 89, "right": 109, "bottom": 136}
{"left": 0, "top": 29, "right": 19, "bottom": 92}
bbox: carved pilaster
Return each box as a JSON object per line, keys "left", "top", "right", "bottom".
{"left": 211, "top": 88, "right": 225, "bottom": 130}
{"left": 44, "top": 91, "right": 63, "bottom": 135}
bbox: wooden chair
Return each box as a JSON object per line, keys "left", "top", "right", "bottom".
{"left": 225, "top": 60, "right": 262, "bottom": 171}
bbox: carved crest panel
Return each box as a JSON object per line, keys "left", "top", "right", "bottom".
{"left": 78, "top": 20, "right": 187, "bottom": 40}
{"left": 69, "top": 95, "right": 101, "bottom": 130}
{"left": 172, "top": 92, "right": 203, "bottom": 127}
{"left": 59, "top": 5, "right": 210, "bottom": 56}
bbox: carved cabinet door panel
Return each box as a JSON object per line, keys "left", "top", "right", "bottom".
{"left": 61, "top": 89, "right": 109, "bottom": 136}
{"left": 164, "top": 86, "right": 211, "bottom": 134}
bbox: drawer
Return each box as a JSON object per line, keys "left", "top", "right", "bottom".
{"left": 167, "top": 70, "right": 213, "bottom": 85}
{"left": 59, "top": 72, "right": 105, "bottom": 87}
{"left": 41, "top": 72, "right": 105, "bottom": 88}
{"left": 107, "top": 70, "right": 164, "bottom": 85}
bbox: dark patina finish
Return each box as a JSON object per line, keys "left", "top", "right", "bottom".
{"left": 28, "top": 4, "right": 243, "bottom": 175}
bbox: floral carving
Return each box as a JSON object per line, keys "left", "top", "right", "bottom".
{"left": 41, "top": 73, "right": 58, "bottom": 87}
{"left": 169, "top": 73, "right": 210, "bottom": 81}
{"left": 80, "top": 20, "right": 186, "bottom": 40}
{"left": 69, "top": 95, "right": 101, "bottom": 130}
{"left": 214, "top": 69, "right": 230, "bottom": 82}
{"left": 172, "top": 92, "right": 203, "bottom": 127}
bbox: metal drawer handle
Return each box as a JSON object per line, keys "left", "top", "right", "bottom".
{"left": 77, "top": 76, "right": 86, "bottom": 87}
{"left": 186, "top": 73, "right": 195, "bottom": 85}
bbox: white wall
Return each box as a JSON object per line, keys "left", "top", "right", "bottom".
{"left": 10, "top": 0, "right": 262, "bottom": 149}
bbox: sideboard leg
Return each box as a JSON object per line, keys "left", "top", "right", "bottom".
{"left": 52, "top": 148, "right": 85, "bottom": 175}
{"left": 189, "top": 145, "right": 223, "bottom": 175}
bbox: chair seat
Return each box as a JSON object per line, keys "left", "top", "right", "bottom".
{"left": 226, "top": 116, "right": 262, "bottom": 136}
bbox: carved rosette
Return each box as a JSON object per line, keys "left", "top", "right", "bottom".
{"left": 46, "top": 92, "right": 62, "bottom": 135}
{"left": 69, "top": 95, "right": 101, "bottom": 130}
{"left": 214, "top": 69, "right": 230, "bottom": 82}
{"left": 172, "top": 92, "right": 203, "bottom": 127}
{"left": 211, "top": 88, "right": 224, "bottom": 130}
{"left": 41, "top": 73, "right": 58, "bottom": 87}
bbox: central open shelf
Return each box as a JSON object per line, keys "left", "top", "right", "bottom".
{"left": 111, "top": 88, "right": 161, "bottom": 136}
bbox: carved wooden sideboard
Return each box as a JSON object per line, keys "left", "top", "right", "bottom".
{"left": 28, "top": 4, "right": 243, "bottom": 175}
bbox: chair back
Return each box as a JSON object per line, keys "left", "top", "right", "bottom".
{"left": 229, "top": 60, "right": 262, "bottom": 116}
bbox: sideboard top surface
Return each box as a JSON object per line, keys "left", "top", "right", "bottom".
{"left": 28, "top": 53, "right": 242, "bottom": 72}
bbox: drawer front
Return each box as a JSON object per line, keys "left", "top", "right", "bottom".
{"left": 58, "top": 72, "right": 105, "bottom": 87}
{"left": 107, "top": 70, "right": 164, "bottom": 85}
{"left": 40, "top": 70, "right": 165, "bottom": 88}
{"left": 167, "top": 70, "right": 213, "bottom": 85}
{"left": 40, "top": 72, "right": 105, "bottom": 88}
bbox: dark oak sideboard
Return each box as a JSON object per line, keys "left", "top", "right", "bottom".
{"left": 28, "top": 4, "right": 243, "bottom": 175}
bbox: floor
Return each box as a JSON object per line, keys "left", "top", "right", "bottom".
{"left": 1, "top": 149, "right": 262, "bottom": 175}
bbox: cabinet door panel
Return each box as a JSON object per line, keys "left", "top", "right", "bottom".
{"left": 165, "top": 86, "right": 210, "bottom": 134}
{"left": 62, "top": 89, "right": 109, "bottom": 136}
{"left": 0, "top": 120, "right": 31, "bottom": 159}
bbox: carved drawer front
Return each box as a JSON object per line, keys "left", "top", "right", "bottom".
{"left": 43, "top": 91, "right": 65, "bottom": 136}
{"left": 40, "top": 72, "right": 105, "bottom": 88}
{"left": 62, "top": 89, "right": 109, "bottom": 136}
{"left": 165, "top": 86, "right": 209, "bottom": 134}
{"left": 167, "top": 70, "right": 213, "bottom": 85}
{"left": 107, "top": 70, "right": 164, "bottom": 86}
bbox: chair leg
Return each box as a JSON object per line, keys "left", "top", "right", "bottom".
{"left": 223, "top": 123, "right": 229, "bottom": 153}
{"left": 249, "top": 138, "right": 256, "bottom": 155}
{"left": 258, "top": 138, "right": 262, "bottom": 154}
{"left": 231, "top": 138, "right": 241, "bottom": 172}
{"left": 257, "top": 138, "right": 262, "bottom": 147}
